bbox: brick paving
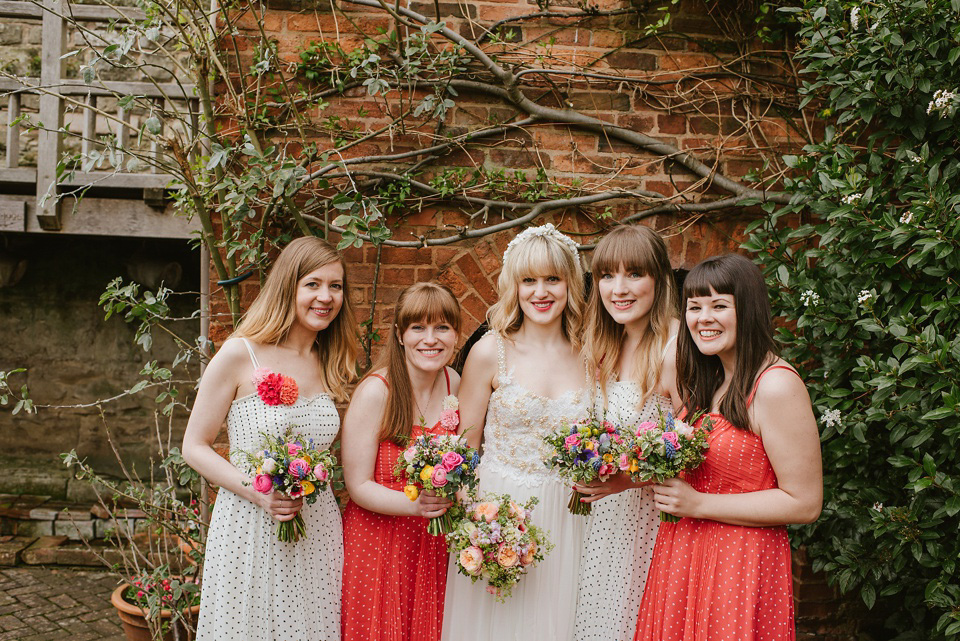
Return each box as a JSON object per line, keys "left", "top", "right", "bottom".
{"left": 0, "top": 566, "right": 124, "bottom": 641}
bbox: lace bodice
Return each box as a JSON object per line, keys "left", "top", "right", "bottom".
{"left": 479, "top": 333, "right": 589, "bottom": 488}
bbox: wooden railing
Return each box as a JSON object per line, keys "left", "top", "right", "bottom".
{"left": 0, "top": 0, "right": 197, "bottom": 235}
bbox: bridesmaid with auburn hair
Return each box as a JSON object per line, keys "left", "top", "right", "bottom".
{"left": 635, "top": 254, "right": 822, "bottom": 641}
{"left": 340, "top": 282, "right": 462, "bottom": 641}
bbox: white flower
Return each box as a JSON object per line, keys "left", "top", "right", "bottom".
{"left": 261, "top": 458, "right": 278, "bottom": 474}
{"left": 850, "top": 7, "right": 860, "bottom": 30}
{"left": 800, "top": 290, "right": 821, "bottom": 307}
{"left": 927, "top": 89, "right": 958, "bottom": 118}
{"left": 841, "top": 193, "right": 862, "bottom": 206}
{"left": 821, "top": 409, "right": 842, "bottom": 428}
{"left": 905, "top": 150, "right": 923, "bottom": 164}
{"left": 873, "top": 502, "right": 883, "bottom": 512}
{"left": 899, "top": 210, "right": 914, "bottom": 224}
{"left": 442, "top": 394, "right": 459, "bottom": 411}
{"left": 857, "top": 290, "right": 873, "bottom": 305}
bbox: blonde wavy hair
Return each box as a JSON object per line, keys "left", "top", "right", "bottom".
{"left": 487, "top": 231, "right": 585, "bottom": 347}
{"left": 583, "top": 225, "right": 677, "bottom": 409}
{"left": 233, "top": 236, "right": 359, "bottom": 402}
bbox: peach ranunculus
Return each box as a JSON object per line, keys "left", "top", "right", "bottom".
{"left": 496, "top": 544, "right": 519, "bottom": 568}
{"left": 458, "top": 546, "right": 484, "bottom": 575}
{"left": 520, "top": 542, "right": 537, "bottom": 566}
{"left": 473, "top": 502, "right": 499, "bottom": 523}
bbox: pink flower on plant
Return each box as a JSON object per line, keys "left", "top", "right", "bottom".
{"left": 440, "top": 451, "right": 464, "bottom": 471}
{"left": 313, "top": 464, "right": 329, "bottom": 482}
{"left": 636, "top": 421, "right": 657, "bottom": 435}
{"left": 439, "top": 409, "right": 459, "bottom": 430}
{"left": 618, "top": 453, "right": 630, "bottom": 470}
{"left": 253, "top": 474, "right": 273, "bottom": 494}
{"left": 564, "top": 433, "right": 581, "bottom": 448}
{"left": 403, "top": 446, "right": 417, "bottom": 463}
{"left": 287, "top": 443, "right": 303, "bottom": 457}
{"left": 431, "top": 466, "right": 448, "bottom": 487}
{"left": 662, "top": 432, "right": 680, "bottom": 448}
{"left": 598, "top": 463, "right": 615, "bottom": 478}
{"left": 288, "top": 458, "right": 309, "bottom": 479}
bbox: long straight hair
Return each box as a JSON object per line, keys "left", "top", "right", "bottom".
{"left": 373, "top": 282, "right": 462, "bottom": 446}
{"left": 583, "top": 225, "right": 677, "bottom": 409}
{"left": 234, "top": 236, "right": 359, "bottom": 402}
{"left": 676, "top": 254, "right": 778, "bottom": 430}
{"left": 486, "top": 233, "right": 585, "bottom": 347}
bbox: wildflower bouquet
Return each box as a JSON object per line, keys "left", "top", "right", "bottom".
{"left": 446, "top": 492, "right": 552, "bottom": 602}
{"left": 238, "top": 427, "right": 338, "bottom": 542}
{"left": 394, "top": 414, "right": 480, "bottom": 535}
{"left": 542, "top": 416, "right": 626, "bottom": 515}
{"left": 619, "top": 410, "right": 712, "bottom": 522}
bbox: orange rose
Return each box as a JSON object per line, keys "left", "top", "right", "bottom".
{"left": 496, "top": 544, "right": 519, "bottom": 568}
{"left": 473, "top": 502, "right": 499, "bottom": 523}
{"left": 520, "top": 542, "right": 537, "bottom": 566}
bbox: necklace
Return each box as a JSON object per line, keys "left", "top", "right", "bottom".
{"left": 413, "top": 372, "right": 440, "bottom": 427}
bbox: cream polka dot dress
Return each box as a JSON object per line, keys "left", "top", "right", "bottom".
{"left": 196, "top": 339, "right": 342, "bottom": 641}
{"left": 574, "top": 381, "right": 667, "bottom": 641}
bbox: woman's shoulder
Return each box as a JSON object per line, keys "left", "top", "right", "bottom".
{"left": 464, "top": 333, "right": 500, "bottom": 368}
{"left": 210, "top": 337, "right": 256, "bottom": 368}
{"left": 751, "top": 359, "right": 805, "bottom": 402}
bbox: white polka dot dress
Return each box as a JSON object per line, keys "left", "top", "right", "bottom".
{"left": 196, "top": 343, "right": 343, "bottom": 641}
{"left": 574, "top": 382, "right": 666, "bottom": 641}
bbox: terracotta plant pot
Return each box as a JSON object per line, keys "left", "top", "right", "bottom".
{"left": 111, "top": 584, "right": 201, "bottom": 641}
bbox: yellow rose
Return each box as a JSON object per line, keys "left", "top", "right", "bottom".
{"left": 301, "top": 481, "right": 315, "bottom": 496}
{"left": 419, "top": 465, "right": 435, "bottom": 482}
{"left": 403, "top": 485, "right": 419, "bottom": 501}
{"left": 629, "top": 461, "right": 639, "bottom": 473}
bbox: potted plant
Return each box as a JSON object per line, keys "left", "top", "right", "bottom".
{"left": 111, "top": 567, "right": 201, "bottom": 641}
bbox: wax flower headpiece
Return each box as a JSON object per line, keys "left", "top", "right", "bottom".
{"left": 502, "top": 223, "right": 582, "bottom": 268}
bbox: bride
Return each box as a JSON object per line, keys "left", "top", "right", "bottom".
{"left": 441, "top": 224, "right": 589, "bottom": 641}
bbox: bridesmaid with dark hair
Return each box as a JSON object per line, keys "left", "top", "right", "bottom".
{"left": 635, "top": 253, "right": 822, "bottom": 641}
{"left": 340, "top": 282, "right": 462, "bottom": 641}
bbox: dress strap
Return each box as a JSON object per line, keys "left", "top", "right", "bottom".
{"left": 239, "top": 338, "right": 261, "bottom": 369}
{"left": 490, "top": 331, "right": 508, "bottom": 382}
{"left": 661, "top": 333, "right": 677, "bottom": 360}
{"left": 746, "top": 365, "right": 800, "bottom": 407}
{"left": 443, "top": 367, "right": 451, "bottom": 394}
{"left": 369, "top": 373, "right": 389, "bottom": 388}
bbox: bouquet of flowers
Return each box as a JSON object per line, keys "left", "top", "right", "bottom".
{"left": 542, "top": 416, "right": 627, "bottom": 515}
{"left": 394, "top": 410, "right": 480, "bottom": 536}
{"left": 445, "top": 492, "right": 552, "bottom": 602}
{"left": 238, "top": 426, "right": 338, "bottom": 542}
{"left": 618, "top": 409, "right": 712, "bottom": 522}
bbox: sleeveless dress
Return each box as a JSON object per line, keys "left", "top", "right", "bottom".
{"left": 441, "top": 333, "right": 590, "bottom": 641}
{"left": 634, "top": 366, "right": 798, "bottom": 641}
{"left": 574, "top": 382, "right": 668, "bottom": 641}
{"left": 341, "top": 369, "right": 454, "bottom": 641}
{"left": 196, "top": 339, "right": 343, "bottom": 641}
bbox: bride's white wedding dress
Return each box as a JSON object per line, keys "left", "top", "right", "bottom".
{"left": 441, "top": 333, "right": 589, "bottom": 641}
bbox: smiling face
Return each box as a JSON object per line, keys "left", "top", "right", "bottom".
{"left": 517, "top": 274, "right": 568, "bottom": 327}
{"left": 597, "top": 263, "right": 657, "bottom": 332}
{"left": 294, "top": 262, "right": 344, "bottom": 333}
{"left": 400, "top": 318, "right": 457, "bottom": 373}
{"left": 685, "top": 287, "right": 737, "bottom": 360}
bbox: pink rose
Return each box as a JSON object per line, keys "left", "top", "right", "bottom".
{"left": 440, "top": 451, "right": 464, "bottom": 471}
{"left": 662, "top": 432, "right": 680, "bottom": 448}
{"left": 439, "top": 409, "right": 459, "bottom": 431}
{"left": 287, "top": 443, "right": 303, "bottom": 457}
{"left": 403, "top": 447, "right": 417, "bottom": 463}
{"left": 431, "top": 466, "right": 448, "bottom": 487}
{"left": 564, "top": 433, "right": 581, "bottom": 448}
{"left": 288, "top": 458, "right": 309, "bottom": 479}
{"left": 636, "top": 421, "right": 657, "bottom": 435}
{"left": 458, "top": 546, "right": 484, "bottom": 575}
{"left": 602, "top": 421, "right": 616, "bottom": 433}
{"left": 313, "top": 464, "right": 329, "bottom": 482}
{"left": 496, "top": 544, "right": 519, "bottom": 568}
{"left": 618, "top": 453, "right": 630, "bottom": 470}
{"left": 253, "top": 474, "right": 273, "bottom": 494}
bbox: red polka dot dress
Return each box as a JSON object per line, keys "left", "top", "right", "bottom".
{"left": 341, "top": 371, "right": 454, "bottom": 641}
{"left": 634, "top": 366, "right": 797, "bottom": 641}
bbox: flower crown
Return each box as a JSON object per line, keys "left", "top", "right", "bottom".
{"left": 502, "top": 223, "right": 581, "bottom": 268}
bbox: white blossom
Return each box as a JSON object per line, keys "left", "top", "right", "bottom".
{"left": 927, "top": 89, "right": 958, "bottom": 118}
{"left": 850, "top": 6, "right": 860, "bottom": 30}
{"left": 857, "top": 290, "right": 873, "bottom": 305}
{"left": 841, "top": 193, "right": 863, "bottom": 206}
{"left": 905, "top": 150, "right": 923, "bottom": 164}
{"left": 821, "top": 409, "right": 842, "bottom": 428}
{"left": 800, "top": 290, "right": 821, "bottom": 306}
{"left": 899, "top": 210, "right": 914, "bottom": 224}
{"left": 873, "top": 502, "right": 883, "bottom": 512}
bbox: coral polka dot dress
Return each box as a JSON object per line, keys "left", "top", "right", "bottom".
{"left": 341, "top": 369, "right": 454, "bottom": 641}
{"left": 634, "top": 366, "right": 797, "bottom": 641}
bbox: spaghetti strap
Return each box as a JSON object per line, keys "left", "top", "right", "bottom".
{"left": 489, "top": 331, "right": 509, "bottom": 384}
{"left": 746, "top": 364, "right": 800, "bottom": 407}
{"left": 369, "top": 373, "right": 389, "bottom": 388}
{"left": 443, "top": 367, "right": 451, "bottom": 394}
{"left": 661, "top": 333, "right": 677, "bottom": 360}
{"left": 239, "top": 338, "right": 261, "bottom": 369}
